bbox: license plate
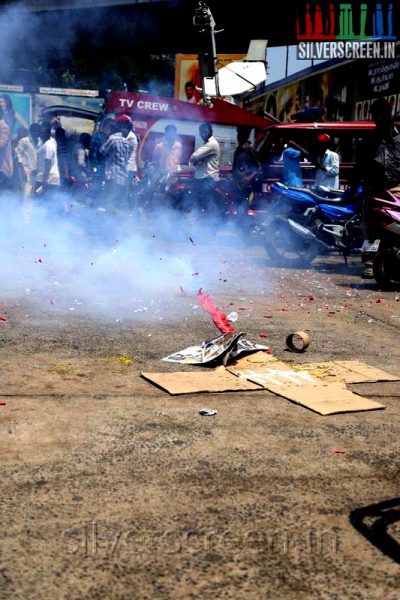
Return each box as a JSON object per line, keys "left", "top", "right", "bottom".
{"left": 361, "top": 239, "right": 380, "bottom": 253}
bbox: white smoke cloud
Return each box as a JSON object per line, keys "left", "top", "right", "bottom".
{"left": 0, "top": 2, "right": 268, "bottom": 324}
{"left": 0, "top": 191, "right": 266, "bottom": 322}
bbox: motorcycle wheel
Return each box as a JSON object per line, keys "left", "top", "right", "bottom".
{"left": 372, "top": 250, "right": 397, "bottom": 289}
{"left": 264, "top": 215, "right": 320, "bottom": 267}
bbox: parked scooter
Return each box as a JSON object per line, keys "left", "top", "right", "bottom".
{"left": 263, "top": 182, "right": 363, "bottom": 267}
{"left": 365, "top": 188, "right": 400, "bottom": 288}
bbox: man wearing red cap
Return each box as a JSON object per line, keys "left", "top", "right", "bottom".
{"left": 314, "top": 133, "right": 340, "bottom": 189}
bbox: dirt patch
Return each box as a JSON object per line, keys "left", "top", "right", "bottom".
{"left": 1, "top": 256, "right": 400, "bottom": 599}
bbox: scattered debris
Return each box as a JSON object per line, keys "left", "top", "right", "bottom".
{"left": 199, "top": 408, "right": 218, "bottom": 417}
{"left": 331, "top": 448, "right": 346, "bottom": 454}
{"left": 292, "top": 363, "right": 332, "bottom": 379}
{"left": 197, "top": 289, "right": 236, "bottom": 334}
{"left": 227, "top": 311, "right": 238, "bottom": 323}
{"left": 286, "top": 331, "right": 310, "bottom": 353}
{"left": 162, "top": 332, "right": 269, "bottom": 365}
{"left": 49, "top": 363, "right": 85, "bottom": 376}
{"left": 117, "top": 356, "right": 133, "bottom": 366}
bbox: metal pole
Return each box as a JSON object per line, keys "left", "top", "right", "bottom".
{"left": 285, "top": 45, "right": 289, "bottom": 78}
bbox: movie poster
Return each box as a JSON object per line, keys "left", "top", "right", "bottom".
{"left": 33, "top": 93, "right": 104, "bottom": 133}
{"left": 245, "top": 56, "right": 400, "bottom": 123}
{"left": 0, "top": 91, "right": 31, "bottom": 137}
{"left": 174, "top": 54, "right": 245, "bottom": 104}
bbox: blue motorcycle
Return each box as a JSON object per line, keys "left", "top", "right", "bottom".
{"left": 263, "top": 182, "right": 363, "bottom": 267}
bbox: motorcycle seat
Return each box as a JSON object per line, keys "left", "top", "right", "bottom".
{"left": 286, "top": 186, "right": 350, "bottom": 205}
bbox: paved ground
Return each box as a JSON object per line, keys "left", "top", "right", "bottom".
{"left": 1, "top": 233, "right": 400, "bottom": 600}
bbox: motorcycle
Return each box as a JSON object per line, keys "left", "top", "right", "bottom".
{"left": 364, "top": 188, "right": 400, "bottom": 288}
{"left": 140, "top": 167, "right": 239, "bottom": 218}
{"left": 262, "top": 182, "right": 363, "bottom": 267}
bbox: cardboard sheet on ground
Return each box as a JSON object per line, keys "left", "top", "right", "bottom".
{"left": 141, "top": 366, "right": 263, "bottom": 395}
{"left": 254, "top": 381, "right": 383, "bottom": 416}
{"left": 227, "top": 352, "right": 390, "bottom": 415}
{"left": 297, "top": 360, "right": 400, "bottom": 384}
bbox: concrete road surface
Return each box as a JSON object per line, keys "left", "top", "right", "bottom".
{"left": 1, "top": 240, "right": 400, "bottom": 600}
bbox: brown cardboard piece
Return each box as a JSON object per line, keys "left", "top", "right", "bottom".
{"left": 305, "top": 360, "right": 400, "bottom": 384}
{"left": 142, "top": 352, "right": 397, "bottom": 415}
{"left": 227, "top": 352, "right": 392, "bottom": 415}
{"left": 141, "top": 366, "right": 263, "bottom": 395}
{"left": 255, "top": 381, "right": 384, "bottom": 415}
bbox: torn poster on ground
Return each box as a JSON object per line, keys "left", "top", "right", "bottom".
{"left": 162, "top": 332, "right": 269, "bottom": 366}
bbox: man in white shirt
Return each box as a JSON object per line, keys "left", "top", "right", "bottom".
{"left": 188, "top": 123, "right": 220, "bottom": 213}
{"left": 314, "top": 133, "right": 340, "bottom": 189}
{"left": 15, "top": 124, "right": 39, "bottom": 198}
{"left": 36, "top": 122, "right": 60, "bottom": 198}
{"left": 0, "top": 115, "right": 12, "bottom": 189}
{"left": 190, "top": 123, "right": 220, "bottom": 180}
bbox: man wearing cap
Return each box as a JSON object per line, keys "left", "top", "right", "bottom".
{"left": 314, "top": 133, "right": 340, "bottom": 189}
{"left": 100, "top": 114, "right": 135, "bottom": 209}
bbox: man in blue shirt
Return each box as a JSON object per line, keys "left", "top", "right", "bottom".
{"left": 282, "top": 140, "right": 309, "bottom": 187}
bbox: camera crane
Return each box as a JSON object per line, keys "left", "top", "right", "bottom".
{"left": 193, "top": 1, "right": 268, "bottom": 105}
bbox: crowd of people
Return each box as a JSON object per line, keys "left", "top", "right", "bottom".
{"left": 0, "top": 106, "right": 222, "bottom": 215}
{"left": 1, "top": 95, "right": 399, "bottom": 279}
{"left": 0, "top": 109, "right": 146, "bottom": 215}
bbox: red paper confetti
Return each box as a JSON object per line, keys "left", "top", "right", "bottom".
{"left": 0, "top": 316, "right": 6, "bottom": 321}
{"left": 0, "top": 402, "right": 6, "bottom": 406}
{"left": 259, "top": 333, "right": 268, "bottom": 338}
{"left": 330, "top": 448, "right": 346, "bottom": 454}
{"left": 197, "top": 289, "right": 236, "bottom": 334}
